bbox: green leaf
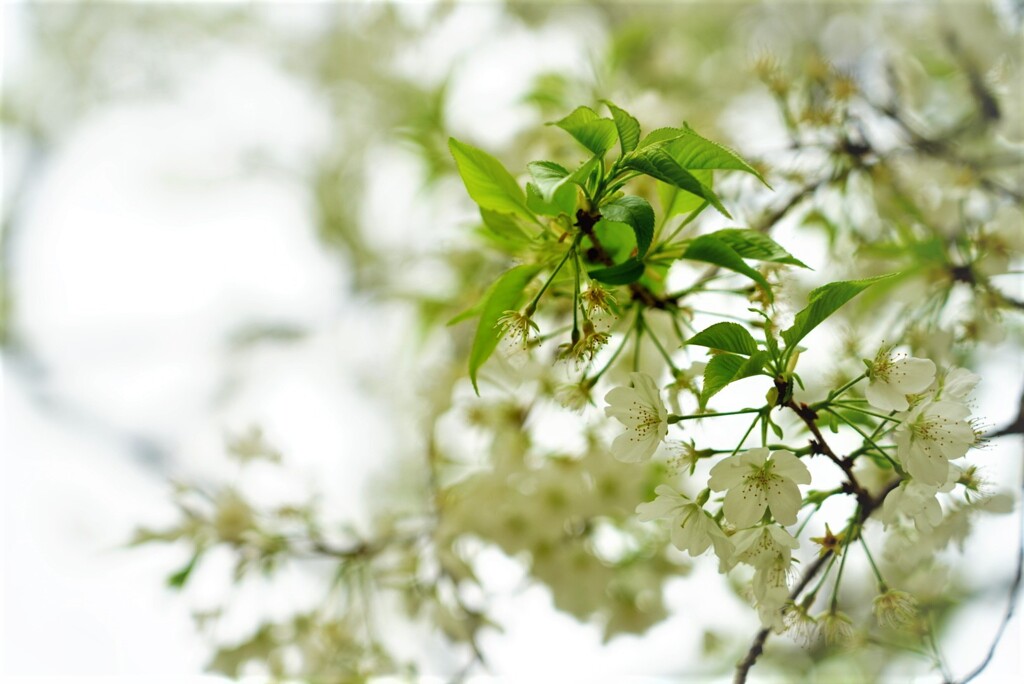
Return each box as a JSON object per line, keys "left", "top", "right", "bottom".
{"left": 565, "top": 156, "right": 601, "bottom": 195}
{"left": 621, "top": 146, "right": 730, "bottom": 217}
{"left": 479, "top": 208, "right": 531, "bottom": 243}
{"left": 526, "top": 181, "right": 576, "bottom": 217}
{"left": 588, "top": 218, "right": 636, "bottom": 265}
{"left": 635, "top": 125, "right": 767, "bottom": 186}
{"left": 686, "top": 322, "right": 759, "bottom": 356}
{"left": 656, "top": 172, "right": 711, "bottom": 222}
{"left": 637, "top": 127, "right": 686, "bottom": 149}
{"left": 603, "top": 100, "right": 641, "bottom": 155}
{"left": 469, "top": 263, "right": 543, "bottom": 393}
{"left": 701, "top": 351, "right": 769, "bottom": 404}
{"left": 527, "top": 161, "right": 571, "bottom": 201}
{"left": 588, "top": 259, "right": 645, "bottom": 285}
{"left": 781, "top": 273, "right": 899, "bottom": 348}
{"left": 449, "top": 138, "right": 533, "bottom": 223}
{"left": 551, "top": 106, "right": 619, "bottom": 157}
{"left": 600, "top": 196, "right": 655, "bottom": 257}
{"left": 708, "top": 229, "right": 809, "bottom": 268}
{"left": 447, "top": 305, "right": 480, "bottom": 327}
{"left": 664, "top": 124, "right": 768, "bottom": 186}
{"left": 681, "top": 234, "right": 773, "bottom": 301}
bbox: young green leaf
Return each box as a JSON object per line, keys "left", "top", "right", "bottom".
{"left": 686, "top": 322, "right": 759, "bottom": 356}
{"left": 603, "top": 100, "right": 641, "bottom": 155}
{"left": 780, "top": 273, "right": 899, "bottom": 348}
{"left": 681, "top": 234, "right": 773, "bottom": 301}
{"left": 637, "top": 127, "right": 687, "bottom": 150}
{"left": 589, "top": 219, "right": 637, "bottom": 264}
{"left": 700, "top": 351, "right": 768, "bottom": 404}
{"left": 635, "top": 125, "right": 767, "bottom": 186}
{"left": 708, "top": 229, "right": 809, "bottom": 268}
{"left": 657, "top": 173, "right": 711, "bottom": 222}
{"left": 551, "top": 106, "right": 618, "bottom": 157}
{"left": 588, "top": 258, "right": 646, "bottom": 285}
{"left": 469, "top": 263, "right": 543, "bottom": 393}
{"left": 449, "top": 138, "right": 533, "bottom": 223}
{"left": 600, "top": 195, "right": 655, "bottom": 257}
{"left": 526, "top": 181, "right": 576, "bottom": 217}
{"left": 621, "top": 146, "right": 730, "bottom": 217}
{"left": 664, "top": 124, "right": 769, "bottom": 186}
{"left": 567, "top": 156, "right": 602, "bottom": 193}
{"left": 527, "top": 160, "right": 571, "bottom": 201}
{"left": 479, "top": 209, "right": 532, "bottom": 243}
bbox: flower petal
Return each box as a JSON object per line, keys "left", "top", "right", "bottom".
{"left": 866, "top": 380, "right": 909, "bottom": 411}
{"left": 724, "top": 481, "right": 767, "bottom": 528}
{"left": 893, "top": 357, "right": 936, "bottom": 393}
{"left": 765, "top": 477, "right": 802, "bottom": 526}
{"left": 769, "top": 450, "right": 811, "bottom": 485}
{"left": 708, "top": 453, "right": 746, "bottom": 491}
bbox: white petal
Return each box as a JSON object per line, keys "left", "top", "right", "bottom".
{"left": 724, "top": 482, "right": 767, "bottom": 528}
{"left": 880, "top": 485, "right": 904, "bottom": 527}
{"left": 765, "top": 478, "right": 802, "bottom": 526}
{"left": 635, "top": 488, "right": 687, "bottom": 521}
{"left": 866, "top": 380, "right": 909, "bottom": 411}
{"left": 892, "top": 357, "right": 936, "bottom": 393}
{"left": 611, "top": 429, "right": 657, "bottom": 462}
{"left": 708, "top": 453, "right": 746, "bottom": 491}
{"left": 740, "top": 448, "right": 770, "bottom": 467}
{"left": 630, "top": 372, "right": 666, "bottom": 419}
{"left": 770, "top": 450, "right": 811, "bottom": 485}
{"left": 928, "top": 400, "right": 971, "bottom": 421}
{"left": 765, "top": 524, "right": 800, "bottom": 550}
{"left": 604, "top": 386, "right": 639, "bottom": 420}
{"left": 905, "top": 443, "right": 950, "bottom": 485}
{"left": 943, "top": 367, "right": 980, "bottom": 400}
{"left": 673, "top": 508, "right": 712, "bottom": 556}
{"left": 711, "top": 531, "right": 735, "bottom": 573}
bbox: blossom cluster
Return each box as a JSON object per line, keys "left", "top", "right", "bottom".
{"left": 605, "top": 349, "right": 985, "bottom": 639}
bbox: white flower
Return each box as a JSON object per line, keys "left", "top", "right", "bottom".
{"left": 880, "top": 474, "right": 954, "bottom": 532}
{"left": 604, "top": 372, "right": 668, "bottom": 462}
{"left": 895, "top": 400, "right": 975, "bottom": 485}
{"left": 636, "top": 485, "right": 733, "bottom": 567}
{"left": 873, "top": 590, "right": 918, "bottom": 630}
{"left": 708, "top": 448, "right": 811, "bottom": 527}
{"left": 935, "top": 366, "right": 980, "bottom": 401}
{"left": 730, "top": 524, "right": 800, "bottom": 569}
{"left": 865, "top": 348, "right": 936, "bottom": 411}
{"left": 753, "top": 557, "right": 793, "bottom": 633}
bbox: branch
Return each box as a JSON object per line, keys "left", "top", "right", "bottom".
{"left": 733, "top": 480, "right": 899, "bottom": 683}
{"left": 784, "top": 398, "right": 871, "bottom": 505}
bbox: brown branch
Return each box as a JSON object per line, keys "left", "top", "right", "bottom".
{"left": 576, "top": 208, "right": 663, "bottom": 309}
{"left": 733, "top": 479, "right": 900, "bottom": 683}
{"left": 784, "top": 397, "right": 871, "bottom": 505}
{"left": 734, "top": 392, "right": 890, "bottom": 682}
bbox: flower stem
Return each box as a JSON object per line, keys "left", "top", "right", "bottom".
{"left": 730, "top": 411, "right": 764, "bottom": 457}
{"left": 669, "top": 407, "right": 764, "bottom": 422}
{"left": 526, "top": 237, "right": 579, "bottom": 314}
{"left": 829, "top": 402, "right": 902, "bottom": 422}
{"left": 829, "top": 521, "right": 855, "bottom": 611}
{"left": 825, "top": 408, "right": 899, "bottom": 469}
{"left": 812, "top": 372, "right": 867, "bottom": 409}
{"left": 640, "top": 314, "right": 681, "bottom": 374}
{"left": 859, "top": 535, "right": 887, "bottom": 592}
